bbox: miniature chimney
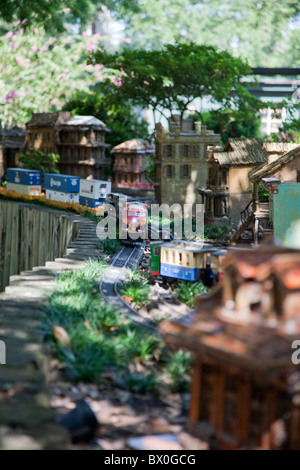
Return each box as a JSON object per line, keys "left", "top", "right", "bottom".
{"left": 201, "top": 125, "right": 207, "bottom": 135}
{"left": 174, "top": 124, "right": 181, "bottom": 136}
{"left": 195, "top": 122, "right": 201, "bottom": 134}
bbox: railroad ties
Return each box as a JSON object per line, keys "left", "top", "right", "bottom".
{"left": 99, "top": 244, "right": 157, "bottom": 331}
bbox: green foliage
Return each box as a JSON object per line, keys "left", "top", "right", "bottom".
{"left": 0, "top": 25, "right": 115, "bottom": 126}
{"left": 204, "top": 225, "right": 229, "bottom": 240}
{"left": 122, "top": 372, "right": 156, "bottom": 393}
{"left": 0, "top": 1, "right": 139, "bottom": 33}
{"left": 258, "top": 182, "right": 269, "bottom": 198}
{"left": 197, "top": 107, "right": 262, "bottom": 144}
{"left": 41, "top": 259, "right": 160, "bottom": 383}
{"left": 120, "top": 279, "right": 150, "bottom": 308}
{"left": 267, "top": 117, "right": 300, "bottom": 143}
{"left": 91, "top": 42, "right": 264, "bottom": 123}
{"left": 97, "top": 238, "right": 121, "bottom": 255}
{"left": 18, "top": 148, "right": 60, "bottom": 180}
{"left": 63, "top": 90, "right": 149, "bottom": 151}
{"left": 164, "top": 349, "right": 191, "bottom": 392}
{"left": 174, "top": 281, "right": 209, "bottom": 308}
{"left": 121, "top": 0, "right": 300, "bottom": 67}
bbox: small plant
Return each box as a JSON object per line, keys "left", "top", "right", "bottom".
{"left": 97, "top": 238, "right": 121, "bottom": 255}
{"left": 164, "top": 349, "right": 192, "bottom": 392}
{"left": 126, "top": 268, "right": 149, "bottom": 282}
{"left": 204, "top": 224, "right": 229, "bottom": 240}
{"left": 174, "top": 281, "right": 209, "bottom": 308}
{"left": 123, "top": 372, "right": 157, "bottom": 393}
{"left": 120, "top": 279, "right": 150, "bottom": 307}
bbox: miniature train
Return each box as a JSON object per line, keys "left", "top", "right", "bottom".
{"left": 5, "top": 168, "right": 148, "bottom": 245}
{"left": 150, "top": 240, "right": 228, "bottom": 287}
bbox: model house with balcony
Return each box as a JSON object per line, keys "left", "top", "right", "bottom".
{"left": 57, "top": 115, "right": 110, "bottom": 179}
{"left": 198, "top": 138, "right": 266, "bottom": 225}
{"left": 24, "top": 113, "right": 111, "bottom": 180}
{"left": 232, "top": 144, "right": 300, "bottom": 244}
{"left": 111, "top": 139, "right": 154, "bottom": 192}
{"left": 154, "top": 116, "right": 220, "bottom": 209}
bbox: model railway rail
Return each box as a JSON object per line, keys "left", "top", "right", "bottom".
{"left": 99, "top": 244, "right": 157, "bottom": 331}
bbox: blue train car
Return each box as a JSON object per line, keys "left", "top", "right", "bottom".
{"left": 44, "top": 174, "right": 81, "bottom": 193}
{"left": 7, "top": 168, "right": 41, "bottom": 186}
{"left": 79, "top": 195, "right": 105, "bottom": 209}
{"left": 159, "top": 240, "right": 217, "bottom": 285}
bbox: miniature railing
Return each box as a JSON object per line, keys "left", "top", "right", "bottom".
{"left": 240, "top": 198, "right": 254, "bottom": 224}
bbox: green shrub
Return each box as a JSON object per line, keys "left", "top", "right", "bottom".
{"left": 174, "top": 281, "right": 208, "bottom": 308}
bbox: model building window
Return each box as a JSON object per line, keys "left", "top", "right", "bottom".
{"left": 138, "top": 174, "right": 142, "bottom": 183}
{"left": 131, "top": 158, "right": 134, "bottom": 166}
{"left": 181, "top": 165, "right": 191, "bottom": 178}
{"left": 131, "top": 174, "right": 134, "bottom": 183}
{"left": 179, "top": 253, "right": 182, "bottom": 265}
{"left": 192, "top": 145, "right": 200, "bottom": 158}
{"left": 172, "top": 251, "right": 176, "bottom": 264}
{"left": 220, "top": 169, "right": 228, "bottom": 185}
{"left": 124, "top": 157, "right": 128, "bottom": 165}
{"left": 124, "top": 174, "right": 128, "bottom": 183}
{"left": 163, "top": 145, "right": 172, "bottom": 158}
{"left": 165, "top": 250, "right": 169, "bottom": 262}
{"left": 186, "top": 254, "right": 190, "bottom": 266}
{"left": 214, "top": 196, "right": 229, "bottom": 217}
{"left": 181, "top": 145, "right": 189, "bottom": 158}
{"left": 165, "top": 165, "right": 174, "bottom": 178}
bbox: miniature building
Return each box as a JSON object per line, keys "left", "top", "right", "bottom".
{"left": 0, "top": 124, "right": 26, "bottom": 180}
{"left": 160, "top": 245, "right": 300, "bottom": 449}
{"left": 57, "top": 115, "right": 110, "bottom": 179}
{"left": 232, "top": 144, "right": 300, "bottom": 244}
{"left": 198, "top": 138, "right": 266, "bottom": 225}
{"left": 24, "top": 111, "right": 71, "bottom": 155}
{"left": 23, "top": 113, "right": 110, "bottom": 180}
{"left": 112, "top": 139, "right": 154, "bottom": 192}
{"left": 154, "top": 116, "right": 220, "bottom": 209}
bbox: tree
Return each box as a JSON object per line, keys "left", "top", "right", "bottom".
{"left": 120, "top": 0, "right": 300, "bottom": 67}
{"left": 0, "top": 25, "right": 117, "bottom": 126}
{"left": 63, "top": 89, "right": 149, "bottom": 148}
{"left": 0, "top": 0, "right": 139, "bottom": 33}
{"left": 18, "top": 148, "right": 60, "bottom": 180}
{"left": 90, "top": 42, "right": 269, "bottom": 129}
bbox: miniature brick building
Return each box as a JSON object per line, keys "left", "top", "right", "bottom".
{"left": 160, "top": 245, "right": 300, "bottom": 450}
{"left": 0, "top": 124, "right": 26, "bottom": 180}
{"left": 112, "top": 139, "right": 154, "bottom": 192}
{"left": 198, "top": 138, "right": 266, "bottom": 225}
{"left": 24, "top": 113, "right": 110, "bottom": 179}
{"left": 154, "top": 116, "right": 220, "bottom": 209}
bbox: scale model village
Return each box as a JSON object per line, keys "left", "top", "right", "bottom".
{"left": 1, "top": 108, "right": 300, "bottom": 451}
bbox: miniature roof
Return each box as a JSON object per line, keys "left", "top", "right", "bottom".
{"left": 249, "top": 145, "right": 300, "bottom": 183}
{"left": 26, "top": 112, "right": 71, "bottom": 128}
{"left": 214, "top": 138, "right": 266, "bottom": 166}
{"left": 0, "top": 126, "right": 26, "bottom": 148}
{"left": 111, "top": 139, "right": 155, "bottom": 154}
{"left": 62, "top": 115, "right": 107, "bottom": 128}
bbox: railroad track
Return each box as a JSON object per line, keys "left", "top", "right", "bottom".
{"left": 99, "top": 243, "right": 157, "bottom": 331}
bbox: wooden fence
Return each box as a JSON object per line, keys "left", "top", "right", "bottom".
{"left": 0, "top": 201, "right": 79, "bottom": 292}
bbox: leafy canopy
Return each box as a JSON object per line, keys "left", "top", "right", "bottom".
{"left": 0, "top": 0, "right": 139, "bottom": 33}
{"left": 91, "top": 42, "right": 265, "bottom": 124}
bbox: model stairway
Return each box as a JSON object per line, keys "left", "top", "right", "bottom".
{"left": 0, "top": 213, "right": 99, "bottom": 449}
{"left": 231, "top": 212, "right": 255, "bottom": 243}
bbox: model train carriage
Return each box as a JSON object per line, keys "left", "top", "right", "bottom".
{"left": 120, "top": 202, "right": 148, "bottom": 242}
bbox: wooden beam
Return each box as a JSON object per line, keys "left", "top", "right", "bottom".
{"left": 235, "top": 376, "right": 251, "bottom": 445}
{"left": 189, "top": 358, "right": 202, "bottom": 423}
